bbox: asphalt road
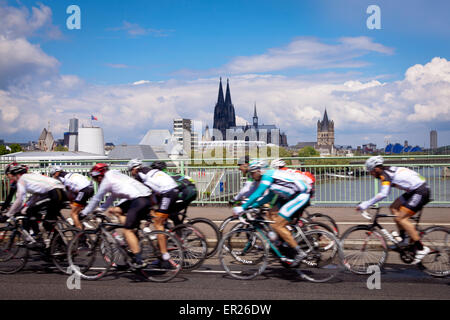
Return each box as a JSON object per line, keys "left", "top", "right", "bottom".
{"left": 0, "top": 206, "right": 448, "bottom": 301}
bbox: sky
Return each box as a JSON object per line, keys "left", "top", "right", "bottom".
{"left": 0, "top": 0, "right": 449, "bottom": 148}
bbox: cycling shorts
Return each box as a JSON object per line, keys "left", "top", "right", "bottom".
{"left": 277, "top": 192, "right": 310, "bottom": 222}
{"left": 398, "top": 183, "right": 431, "bottom": 213}
{"left": 72, "top": 186, "right": 94, "bottom": 207}
{"left": 155, "top": 188, "right": 179, "bottom": 215}
{"left": 119, "top": 196, "right": 152, "bottom": 229}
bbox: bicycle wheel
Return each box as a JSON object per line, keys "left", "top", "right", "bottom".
{"left": 218, "top": 228, "right": 268, "bottom": 280}
{"left": 139, "top": 230, "right": 183, "bottom": 282}
{"left": 67, "top": 230, "right": 112, "bottom": 280}
{"left": 189, "top": 218, "right": 221, "bottom": 258}
{"left": 219, "top": 215, "right": 239, "bottom": 235}
{"left": 0, "top": 227, "right": 28, "bottom": 274}
{"left": 50, "top": 227, "right": 79, "bottom": 274}
{"left": 307, "top": 213, "right": 340, "bottom": 236}
{"left": 340, "top": 226, "right": 388, "bottom": 275}
{"left": 419, "top": 226, "right": 450, "bottom": 277}
{"left": 171, "top": 224, "right": 207, "bottom": 270}
{"left": 296, "top": 229, "right": 343, "bottom": 283}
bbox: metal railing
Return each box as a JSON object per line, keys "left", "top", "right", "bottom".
{"left": 1, "top": 156, "right": 449, "bottom": 206}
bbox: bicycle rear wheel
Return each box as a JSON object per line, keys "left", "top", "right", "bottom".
{"left": 296, "top": 229, "right": 343, "bottom": 283}
{"left": 189, "top": 218, "right": 221, "bottom": 258}
{"left": 171, "top": 224, "right": 207, "bottom": 270}
{"left": 219, "top": 215, "right": 239, "bottom": 235}
{"left": 50, "top": 227, "right": 79, "bottom": 274}
{"left": 419, "top": 226, "right": 449, "bottom": 277}
{"left": 340, "top": 226, "right": 388, "bottom": 275}
{"left": 67, "top": 230, "right": 112, "bottom": 280}
{"left": 0, "top": 227, "right": 28, "bottom": 274}
{"left": 218, "top": 228, "right": 268, "bottom": 280}
{"left": 139, "top": 230, "right": 183, "bottom": 282}
{"left": 307, "top": 213, "right": 340, "bottom": 236}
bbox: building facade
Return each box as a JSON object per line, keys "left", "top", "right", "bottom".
{"left": 430, "top": 130, "right": 437, "bottom": 150}
{"left": 316, "top": 109, "right": 335, "bottom": 154}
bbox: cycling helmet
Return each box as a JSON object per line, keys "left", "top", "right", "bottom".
{"left": 248, "top": 160, "right": 268, "bottom": 172}
{"left": 49, "top": 165, "right": 63, "bottom": 176}
{"left": 301, "top": 171, "right": 316, "bottom": 184}
{"left": 127, "top": 159, "right": 143, "bottom": 171}
{"left": 8, "top": 164, "right": 28, "bottom": 175}
{"left": 90, "top": 163, "right": 109, "bottom": 177}
{"left": 365, "top": 156, "right": 384, "bottom": 172}
{"left": 237, "top": 155, "right": 250, "bottom": 165}
{"left": 151, "top": 161, "right": 167, "bottom": 171}
{"left": 4, "top": 162, "right": 18, "bottom": 174}
{"left": 270, "top": 158, "right": 286, "bottom": 169}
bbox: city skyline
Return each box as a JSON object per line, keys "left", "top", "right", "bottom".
{"left": 0, "top": 1, "right": 449, "bottom": 148}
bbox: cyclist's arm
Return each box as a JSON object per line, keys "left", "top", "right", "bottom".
{"left": 241, "top": 176, "right": 273, "bottom": 210}
{"left": 5, "top": 182, "right": 26, "bottom": 217}
{"left": 359, "top": 180, "right": 391, "bottom": 210}
{"left": 233, "top": 180, "right": 257, "bottom": 201}
{"left": 1, "top": 183, "right": 16, "bottom": 210}
{"left": 251, "top": 190, "right": 275, "bottom": 208}
{"left": 81, "top": 181, "right": 110, "bottom": 215}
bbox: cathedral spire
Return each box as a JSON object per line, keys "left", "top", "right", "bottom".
{"left": 253, "top": 103, "right": 258, "bottom": 126}
{"left": 225, "top": 78, "right": 232, "bottom": 105}
{"left": 217, "top": 77, "right": 224, "bottom": 104}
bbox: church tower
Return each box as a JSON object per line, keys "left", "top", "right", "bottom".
{"left": 317, "top": 109, "right": 335, "bottom": 149}
{"left": 213, "top": 78, "right": 236, "bottom": 139}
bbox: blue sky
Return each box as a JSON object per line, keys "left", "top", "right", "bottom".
{"left": 1, "top": 0, "right": 449, "bottom": 147}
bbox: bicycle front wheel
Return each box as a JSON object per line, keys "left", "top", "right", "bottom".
{"left": 67, "top": 230, "right": 112, "bottom": 280}
{"left": 0, "top": 227, "right": 28, "bottom": 274}
{"left": 296, "top": 229, "right": 343, "bottom": 283}
{"left": 419, "top": 226, "right": 449, "bottom": 277}
{"left": 307, "top": 213, "right": 340, "bottom": 236}
{"left": 139, "top": 230, "right": 183, "bottom": 282}
{"left": 340, "top": 226, "right": 388, "bottom": 275}
{"left": 171, "top": 224, "right": 207, "bottom": 270}
{"left": 218, "top": 228, "right": 268, "bottom": 280}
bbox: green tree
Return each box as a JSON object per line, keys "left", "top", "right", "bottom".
{"left": 0, "top": 145, "right": 9, "bottom": 155}
{"left": 54, "top": 145, "right": 69, "bottom": 152}
{"left": 9, "top": 144, "right": 22, "bottom": 153}
{"left": 298, "top": 146, "right": 320, "bottom": 157}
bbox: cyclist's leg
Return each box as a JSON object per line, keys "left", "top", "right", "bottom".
{"left": 123, "top": 197, "right": 152, "bottom": 265}
{"left": 44, "top": 188, "right": 67, "bottom": 232}
{"left": 273, "top": 193, "right": 310, "bottom": 249}
{"left": 390, "top": 197, "right": 407, "bottom": 239}
{"left": 71, "top": 186, "right": 94, "bottom": 229}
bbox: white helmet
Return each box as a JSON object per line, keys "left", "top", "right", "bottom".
{"left": 270, "top": 158, "right": 286, "bottom": 169}
{"left": 49, "top": 165, "right": 63, "bottom": 176}
{"left": 127, "top": 158, "right": 143, "bottom": 171}
{"left": 365, "top": 156, "right": 384, "bottom": 172}
{"left": 248, "top": 159, "right": 268, "bottom": 172}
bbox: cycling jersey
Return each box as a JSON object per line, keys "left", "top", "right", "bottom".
{"left": 137, "top": 168, "right": 178, "bottom": 194}
{"left": 242, "top": 169, "right": 309, "bottom": 210}
{"left": 232, "top": 180, "right": 260, "bottom": 202}
{"left": 81, "top": 170, "right": 151, "bottom": 215}
{"left": 6, "top": 173, "right": 65, "bottom": 217}
{"left": 359, "top": 166, "right": 427, "bottom": 210}
{"left": 58, "top": 172, "right": 92, "bottom": 193}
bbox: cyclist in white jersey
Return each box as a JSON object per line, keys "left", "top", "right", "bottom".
{"left": 0, "top": 164, "right": 67, "bottom": 247}
{"left": 127, "top": 159, "right": 180, "bottom": 267}
{"left": 81, "top": 163, "right": 152, "bottom": 268}
{"left": 357, "top": 156, "right": 431, "bottom": 264}
{"left": 50, "top": 165, "right": 94, "bottom": 230}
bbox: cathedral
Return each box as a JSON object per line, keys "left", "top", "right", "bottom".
{"left": 211, "top": 78, "right": 288, "bottom": 147}
{"left": 316, "top": 109, "right": 335, "bottom": 153}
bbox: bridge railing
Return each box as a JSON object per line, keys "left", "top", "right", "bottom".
{"left": 1, "top": 156, "right": 449, "bottom": 206}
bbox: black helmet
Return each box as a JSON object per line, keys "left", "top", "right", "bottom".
{"left": 4, "top": 162, "right": 18, "bottom": 174}
{"left": 9, "top": 164, "right": 28, "bottom": 175}
{"left": 151, "top": 161, "right": 167, "bottom": 171}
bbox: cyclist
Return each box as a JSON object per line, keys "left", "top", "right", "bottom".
{"left": 0, "top": 162, "right": 19, "bottom": 212}
{"left": 357, "top": 156, "right": 431, "bottom": 264}
{"left": 49, "top": 165, "right": 94, "bottom": 230}
{"left": 127, "top": 159, "right": 180, "bottom": 267}
{"left": 232, "top": 160, "right": 310, "bottom": 267}
{"left": 80, "top": 163, "right": 152, "bottom": 268}
{"left": 270, "top": 158, "right": 316, "bottom": 191}
{"left": 228, "top": 156, "right": 262, "bottom": 205}
{"left": 0, "top": 164, "right": 67, "bottom": 248}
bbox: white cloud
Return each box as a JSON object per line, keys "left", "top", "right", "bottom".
{"left": 109, "top": 21, "right": 173, "bottom": 37}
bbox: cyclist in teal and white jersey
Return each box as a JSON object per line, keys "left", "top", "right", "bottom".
{"left": 232, "top": 160, "right": 311, "bottom": 267}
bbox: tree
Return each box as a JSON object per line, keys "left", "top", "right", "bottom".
{"left": 298, "top": 146, "right": 320, "bottom": 157}
{"left": 9, "top": 144, "right": 22, "bottom": 153}
{"left": 54, "top": 145, "right": 69, "bottom": 152}
{"left": 0, "top": 145, "right": 9, "bottom": 155}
